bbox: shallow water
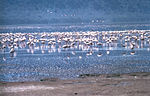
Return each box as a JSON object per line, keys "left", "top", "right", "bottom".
{"left": 0, "top": 24, "right": 150, "bottom": 82}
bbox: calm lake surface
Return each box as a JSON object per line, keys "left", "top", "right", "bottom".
{"left": 0, "top": 24, "right": 150, "bottom": 82}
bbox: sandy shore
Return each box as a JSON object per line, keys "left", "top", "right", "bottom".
{"left": 0, "top": 72, "right": 150, "bottom": 96}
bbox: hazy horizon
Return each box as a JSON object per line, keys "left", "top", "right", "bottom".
{"left": 0, "top": 0, "right": 150, "bottom": 25}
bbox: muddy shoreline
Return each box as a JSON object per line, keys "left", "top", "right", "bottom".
{"left": 1, "top": 72, "right": 150, "bottom": 96}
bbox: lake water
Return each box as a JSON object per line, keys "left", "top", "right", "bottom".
{"left": 0, "top": 24, "right": 150, "bottom": 82}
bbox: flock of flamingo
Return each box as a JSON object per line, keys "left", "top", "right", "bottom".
{"left": 0, "top": 30, "right": 150, "bottom": 59}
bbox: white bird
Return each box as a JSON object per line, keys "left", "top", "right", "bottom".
{"left": 9, "top": 48, "right": 15, "bottom": 53}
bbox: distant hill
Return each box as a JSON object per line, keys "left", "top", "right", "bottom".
{"left": 0, "top": 0, "right": 150, "bottom": 25}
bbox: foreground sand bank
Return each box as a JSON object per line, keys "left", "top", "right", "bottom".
{"left": 0, "top": 72, "right": 150, "bottom": 96}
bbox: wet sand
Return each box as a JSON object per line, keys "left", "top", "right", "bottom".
{"left": 0, "top": 72, "right": 150, "bottom": 96}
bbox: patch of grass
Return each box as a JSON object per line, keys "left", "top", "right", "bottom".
{"left": 142, "top": 74, "right": 149, "bottom": 77}
{"left": 101, "top": 83, "right": 111, "bottom": 86}
{"left": 106, "top": 74, "right": 121, "bottom": 78}
{"left": 0, "top": 82, "right": 7, "bottom": 85}
{"left": 129, "top": 72, "right": 150, "bottom": 77}
{"left": 129, "top": 73, "right": 137, "bottom": 76}
{"left": 79, "top": 73, "right": 100, "bottom": 78}
{"left": 40, "top": 78, "right": 59, "bottom": 82}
